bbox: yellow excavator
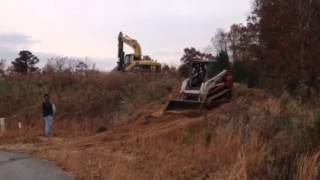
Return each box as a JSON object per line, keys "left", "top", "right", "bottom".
{"left": 116, "top": 32, "right": 161, "bottom": 72}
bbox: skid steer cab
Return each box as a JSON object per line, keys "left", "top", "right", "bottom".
{"left": 165, "top": 60, "right": 233, "bottom": 112}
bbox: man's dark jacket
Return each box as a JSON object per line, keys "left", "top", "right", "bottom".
{"left": 42, "top": 101, "right": 53, "bottom": 117}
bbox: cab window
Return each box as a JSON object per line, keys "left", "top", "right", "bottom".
{"left": 124, "top": 55, "right": 132, "bottom": 65}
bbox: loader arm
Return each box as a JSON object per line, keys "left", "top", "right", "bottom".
{"left": 201, "top": 70, "right": 227, "bottom": 101}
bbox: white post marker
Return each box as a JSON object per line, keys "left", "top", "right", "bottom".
{"left": 0, "top": 118, "right": 5, "bottom": 133}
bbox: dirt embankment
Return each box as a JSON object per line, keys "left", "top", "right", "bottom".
{"left": 1, "top": 85, "right": 320, "bottom": 179}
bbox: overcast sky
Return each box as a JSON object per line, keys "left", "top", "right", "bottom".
{"left": 0, "top": 0, "right": 252, "bottom": 70}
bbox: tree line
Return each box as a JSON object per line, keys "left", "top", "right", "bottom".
{"left": 179, "top": 0, "right": 320, "bottom": 98}
{"left": 0, "top": 50, "right": 96, "bottom": 76}
{"left": 3, "top": 0, "right": 319, "bottom": 98}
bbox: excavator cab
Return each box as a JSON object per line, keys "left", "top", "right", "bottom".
{"left": 124, "top": 54, "right": 134, "bottom": 67}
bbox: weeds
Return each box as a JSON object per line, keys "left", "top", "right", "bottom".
{"left": 0, "top": 72, "right": 178, "bottom": 134}
{"left": 1, "top": 74, "right": 320, "bottom": 179}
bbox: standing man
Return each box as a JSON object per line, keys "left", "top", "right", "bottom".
{"left": 42, "top": 94, "right": 55, "bottom": 138}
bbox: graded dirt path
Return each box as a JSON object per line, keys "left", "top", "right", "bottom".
{"left": 0, "top": 151, "right": 73, "bottom": 180}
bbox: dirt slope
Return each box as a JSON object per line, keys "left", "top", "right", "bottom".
{"left": 1, "top": 85, "right": 319, "bottom": 179}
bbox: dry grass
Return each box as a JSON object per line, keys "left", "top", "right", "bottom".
{"left": 296, "top": 151, "right": 320, "bottom": 180}
{"left": 1, "top": 74, "right": 320, "bottom": 179}
{"left": 0, "top": 72, "right": 178, "bottom": 134}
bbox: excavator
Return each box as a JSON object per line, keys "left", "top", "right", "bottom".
{"left": 116, "top": 32, "right": 161, "bottom": 72}
{"left": 165, "top": 60, "right": 233, "bottom": 112}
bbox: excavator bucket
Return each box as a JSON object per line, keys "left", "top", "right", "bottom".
{"left": 164, "top": 99, "right": 203, "bottom": 112}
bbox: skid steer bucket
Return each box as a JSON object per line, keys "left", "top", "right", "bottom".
{"left": 165, "top": 99, "right": 203, "bottom": 112}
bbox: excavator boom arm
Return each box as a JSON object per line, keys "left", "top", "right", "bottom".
{"left": 119, "top": 32, "right": 142, "bottom": 60}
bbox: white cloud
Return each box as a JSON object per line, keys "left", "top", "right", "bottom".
{"left": 0, "top": 33, "right": 35, "bottom": 47}
{"left": 0, "top": 33, "right": 37, "bottom": 60}
{"left": 0, "top": 0, "right": 252, "bottom": 70}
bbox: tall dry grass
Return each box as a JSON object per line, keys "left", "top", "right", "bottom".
{"left": 296, "top": 151, "right": 320, "bottom": 180}
{"left": 1, "top": 73, "right": 320, "bottom": 179}
{"left": 97, "top": 85, "right": 320, "bottom": 179}
{"left": 0, "top": 72, "right": 178, "bottom": 137}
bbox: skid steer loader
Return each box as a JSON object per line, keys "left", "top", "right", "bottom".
{"left": 165, "top": 60, "right": 233, "bottom": 112}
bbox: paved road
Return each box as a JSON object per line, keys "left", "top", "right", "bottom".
{"left": 0, "top": 151, "right": 73, "bottom": 180}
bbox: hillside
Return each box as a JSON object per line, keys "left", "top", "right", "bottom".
{"left": 1, "top": 73, "right": 320, "bottom": 179}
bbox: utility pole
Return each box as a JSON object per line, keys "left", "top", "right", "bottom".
{"left": 0, "top": 118, "right": 5, "bottom": 133}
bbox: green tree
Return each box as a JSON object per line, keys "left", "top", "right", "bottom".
{"left": 216, "top": 50, "right": 230, "bottom": 71}
{"left": 177, "top": 64, "right": 190, "bottom": 78}
{"left": 181, "top": 47, "right": 213, "bottom": 64}
{"left": 76, "top": 61, "right": 89, "bottom": 73}
{"left": 0, "top": 59, "right": 6, "bottom": 77}
{"left": 12, "top": 50, "right": 39, "bottom": 74}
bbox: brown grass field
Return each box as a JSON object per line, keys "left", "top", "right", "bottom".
{"left": 1, "top": 73, "right": 320, "bottom": 180}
